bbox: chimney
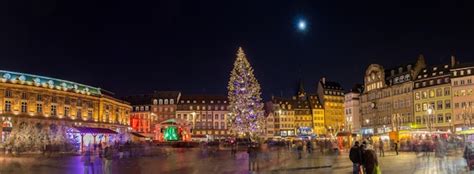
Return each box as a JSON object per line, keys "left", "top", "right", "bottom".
{"left": 322, "top": 77, "right": 326, "bottom": 84}
{"left": 451, "top": 55, "right": 456, "bottom": 66}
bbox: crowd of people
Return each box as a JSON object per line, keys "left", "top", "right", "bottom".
{"left": 81, "top": 141, "right": 148, "bottom": 174}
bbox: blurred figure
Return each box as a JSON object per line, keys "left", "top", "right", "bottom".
{"left": 82, "top": 149, "right": 93, "bottom": 174}
{"left": 247, "top": 144, "right": 259, "bottom": 172}
{"left": 103, "top": 146, "right": 113, "bottom": 174}
{"left": 363, "top": 143, "right": 379, "bottom": 174}
{"left": 349, "top": 141, "right": 363, "bottom": 174}
{"left": 297, "top": 141, "right": 303, "bottom": 159}
{"left": 306, "top": 141, "right": 313, "bottom": 154}
{"left": 394, "top": 141, "right": 399, "bottom": 155}
{"left": 464, "top": 142, "right": 474, "bottom": 170}
{"left": 378, "top": 138, "right": 384, "bottom": 157}
{"left": 434, "top": 137, "right": 446, "bottom": 171}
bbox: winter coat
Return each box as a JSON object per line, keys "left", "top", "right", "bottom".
{"left": 349, "top": 145, "right": 363, "bottom": 164}
{"left": 363, "top": 149, "right": 378, "bottom": 174}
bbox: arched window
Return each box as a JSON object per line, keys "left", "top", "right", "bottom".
{"left": 170, "top": 99, "right": 174, "bottom": 104}
{"left": 164, "top": 99, "right": 169, "bottom": 105}
{"left": 158, "top": 99, "right": 163, "bottom": 105}
{"left": 153, "top": 99, "right": 158, "bottom": 105}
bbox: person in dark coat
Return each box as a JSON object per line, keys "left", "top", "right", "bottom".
{"left": 349, "top": 141, "right": 363, "bottom": 174}
{"left": 363, "top": 144, "right": 378, "bottom": 174}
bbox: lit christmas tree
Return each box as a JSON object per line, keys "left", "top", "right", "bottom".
{"left": 227, "top": 47, "right": 264, "bottom": 139}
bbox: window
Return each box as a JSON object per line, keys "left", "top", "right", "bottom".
{"left": 21, "top": 102, "right": 27, "bottom": 113}
{"left": 52, "top": 97, "right": 57, "bottom": 103}
{"left": 445, "top": 100, "right": 451, "bottom": 109}
{"left": 214, "top": 122, "right": 218, "bottom": 129}
{"left": 437, "top": 114, "right": 443, "bottom": 123}
{"left": 37, "top": 94, "right": 42, "bottom": 101}
{"left": 21, "top": 92, "right": 27, "bottom": 99}
{"left": 422, "top": 91, "right": 428, "bottom": 99}
{"left": 65, "top": 97, "right": 70, "bottom": 105}
{"left": 88, "top": 109, "right": 93, "bottom": 119}
{"left": 164, "top": 99, "right": 169, "bottom": 105}
{"left": 215, "top": 114, "right": 219, "bottom": 119}
{"left": 77, "top": 108, "right": 82, "bottom": 117}
{"left": 170, "top": 99, "right": 174, "bottom": 104}
{"left": 64, "top": 106, "right": 70, "bottom": 116}
{"left": 159, "top": 99, "right": 163, "bottom": 104}
{"left": 36, "top": 103, "right": 43, "bottom": 113}
{"left": 437, "top": 101, "right": 443, "bottom": 110}
{"left": 415, "top": 92, "right": 420, "bottom": 100}
{"left": 446, "top": 113, "right": 452, "bottom": 122}
{"left": 436, "top": 89, "right": 442, "bottom": 97}
{"left": 51, "top": 105, "right": 57, "bottom": 116}
{"left": 153, "top": 99, "right": 158, "bottom": 105}
{"left": 444, "top": 87, "right": 451, "bottom": 96}
{"left": 5, "top": 90, "right": 12, "bottom": 98}
{"left": 416, "top": 116, "right": 421, "bottom": 124}
{"left": 429, "top": 90, "right": 435, "bottom": 98}
{"left": 422, "top": 103, "right": 428, "bottom": 111}
{"left": 4, "top": 101, "right": 11, "bottom": 112}
{"left": 468, "top": 79, "right": 472, "bottom": 84}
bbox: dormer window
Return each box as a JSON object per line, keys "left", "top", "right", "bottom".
{"left": 398, "top": 67, "right": 403, "bottom": 73}
{"left": 433, "top": 67, "right": 437, "bottom": 71}
{"left": 391, "top": 70, "right": 395, "bottom": 76}
{"left": 407, "top": 65, "right": 412, "bottom": 71}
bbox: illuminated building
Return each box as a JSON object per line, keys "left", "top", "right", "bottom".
{"left": 344, "top": 84, "right": 363, "bottom": 133}
{"left": 0, "top": 70, "right": 131, "bottom": 150}
{"left": 450, "top": 60, "right": 473, "bottom": 131}
{"left": 271, "top": 97, "right": 296, "bottom": 137}
{"left": 176, "top": 95, "right": 230, "bottom": 140}
{"left": 413, "top": 62, "right": 453, "bottom": 131}
{"left": 294, "top": 82, "right": 313, "bottom": 136}
{"left": 308, "top": 94, "right": 325, "bottom": 136}
{"left": 317, "top": 77, "right": 345, "bottom": 134}
{"left": 151, "top": 91, "right": 181, "bottom": 122}
{"left": 360, "top": 55, "right": 425, "bottom": 135}
{"left": 122, "top": 95, "right": 156, "bottom": 137}
{"left": 263, "top": 102, "right": 276, "bottom": 139}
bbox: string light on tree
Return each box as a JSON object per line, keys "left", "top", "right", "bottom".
{"left": 227, "top": 47, "right": 264, "bottom": 139}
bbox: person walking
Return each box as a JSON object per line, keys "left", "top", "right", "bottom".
{"left": 349, "top": 141, "right": 363, "bottom": 174}
{"left": 247, "top": 144, "right": 259, "bottom": 172}
{"left": 297, "top": 141, "right": 303, "bottom": 159}
{"left": 363, "top": 144, "right": 379, "bottom": 174}
{"left": 82, "top": 150, "right": 93, "bottom": 174}
{"left": 394, "top": 141, "right": 399, "bottom": 155}
{"left": 306, "top": 141, "right": 313, "bottom": 154}
{"left": 378, "top": 139, "right": 384, "bottom": 157}
{"left": 103, "top": 146, "right": 113, "bottom": 174}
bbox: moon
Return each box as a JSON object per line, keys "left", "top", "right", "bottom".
{"left": 297, "top": 20, "right": 307, "bottom": 31}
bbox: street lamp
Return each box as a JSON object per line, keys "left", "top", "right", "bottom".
{"left": 191, "top": 112, "right": 196, "bottom": 129}
{"left": 448, "top": 119, "right": 453, "bottom": 133}
{"left": 427, "top": 105, "right": 434, "bottom": 132}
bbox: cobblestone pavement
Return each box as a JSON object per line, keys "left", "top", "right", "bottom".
{"left": 0, "top": 148, "right": 472, "bottom": 174}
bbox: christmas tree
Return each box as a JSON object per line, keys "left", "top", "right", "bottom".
{"left": 227, "top": 47, "right": 264, "bottom": 138}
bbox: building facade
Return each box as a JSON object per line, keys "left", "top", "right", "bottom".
{"left": 344, "top": 85, "right": 363, "bottom": 133}
{"left": 360, "top": 55, "right": 425, "bottom": 135}
{"left": 271, "top": 97, "right": 296, "bottom": 137}
{"left": 413, "top": 63, "right": 453, "bottom": 131}
{"left": 317, "top": 77, "right": 345, "bottom": 134}
{"left": 309, "top": 94, "right": 325, "bottom": 136}
{"left": 451, "top": 62, "right": 474, "bottom": 131}
{"left": 122, "top": 95, "right": 156, "bottom": 136}
{"left": 294, "top": 83, "right": 313, "bottom": 135}
{"left": 176, "top": 95, "right": 230, "bottom": 140}
{"left": 0, "top": 70, "right": 131, "bottom": 150}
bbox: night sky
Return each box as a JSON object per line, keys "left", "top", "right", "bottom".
{"left": 1, "top": 0, "right": 473, "bottom": 99}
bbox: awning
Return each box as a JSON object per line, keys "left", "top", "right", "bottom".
{"left": 74, "top": 127, "right": 118, "bottom": 134}
{"left": 130, "top": 132, "right": 147, "bottom": 138}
